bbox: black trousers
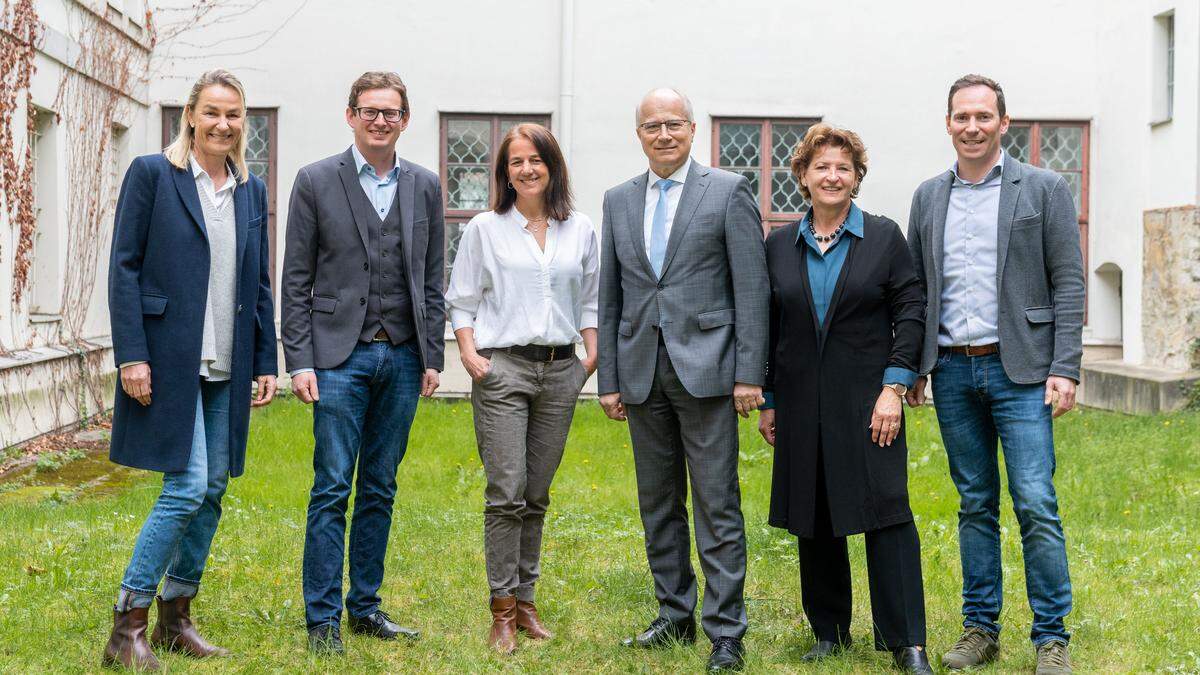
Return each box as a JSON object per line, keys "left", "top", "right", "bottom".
{"left": 797, "top": 447, "right": 927, "bottom": 650}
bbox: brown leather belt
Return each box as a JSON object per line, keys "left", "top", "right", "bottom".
{"left": 940, "top": 343, "right": 999, "bottom": 357}
{"left": 372, "top": 329, "right": 390, "bottom": 342}
{"left": 489, "top": 344, "right": 575, "bottom": 362}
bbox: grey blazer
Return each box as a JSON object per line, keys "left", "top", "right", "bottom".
{"left": 281, "top": 148, "right": 446, "bottom": 372}
{"left": 598, "top": 161, "right": 769, "bottom": 404}
{"left": 907, "top": 153, "right": 1084, "bottom": 383}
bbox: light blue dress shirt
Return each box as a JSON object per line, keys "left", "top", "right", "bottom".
{"left": 351, "top": 144, "right": 401, "bottom": 221}
{"left": 762, "top": 203, "right": 915, "bottom": 409}
{"left": 939, "top": 151, "right": 1004, "bottom": 347}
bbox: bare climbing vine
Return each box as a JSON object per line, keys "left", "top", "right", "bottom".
{"left": 0, "top": 0, "right": 41, "bottom": 304}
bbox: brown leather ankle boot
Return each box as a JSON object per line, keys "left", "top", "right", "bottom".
{"left": 488, "top": 596, "right": 518, "bottom": 654}
{"left": 515, "top": 600, "right": 552, "bottom": 640}
{"left": 102, "top": 606, "right": 161, "bottom": 670}
{"left": 150, "top": 595, "right": 230, "bottom": 658}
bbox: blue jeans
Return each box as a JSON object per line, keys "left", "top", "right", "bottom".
{"left": 118, "top": 379, "right": 231, "bottom": 610}
{"left": 931, "top": 352, "right": 1072, "bottom": 645}
{"left": 303, "top": 340, "right": 422, "bottom": 629}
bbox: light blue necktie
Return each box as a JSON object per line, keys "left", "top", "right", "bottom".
{"left": 649, "top": 178, "right": 675, "bottom": 277}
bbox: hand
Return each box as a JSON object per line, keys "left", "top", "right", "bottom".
{"left": 758, "top": 408, "right": 776, "bottom": 446}
{"left": 460, "top": 351, "right": 492, "bottom": 383}
{"left": 581, "top": 355, "right": 597, "bottom": 377}
{"left": 1044, "top": 375, "right": 1076, "bottom": 418}
{"left": 733, "top": 383, "right": 765, "bottom": 418}
{"left": 292, "top": 371, "right": 320, "bottom": 404}
{"left": 599, "top": 392, "right": 626, "bottom": 421}
{"left": 120, "top": 363, "right": 152, "bottom": 406}
{"left": 870, "top": 387, "right": 903, "bottom": 447}
{"left": 421, "top": 369, "right": 440, "bottom": 398}
{"left": 906, "top": 376, "right": 928, "bottom": 407}
{"left": 252, "top": 375, "right": 277, "bottom": 407}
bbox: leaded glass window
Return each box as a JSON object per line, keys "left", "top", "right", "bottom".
{"left": 440, "top": 113, "right": 551, "bottom": 287}
{"left": 713, "top": 118, "right": 817, "bottom": 229}
{"left": 1001, "top": 122, "right": 1088, "bottom": 218}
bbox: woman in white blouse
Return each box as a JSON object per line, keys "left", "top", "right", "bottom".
{"left": 446, "top": 123, "right": 598, "bottom": 654}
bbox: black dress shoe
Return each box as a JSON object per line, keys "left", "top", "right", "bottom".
{"left": 707, "top": 637, "right": 746, "bottom": 672}
{"left": 801, "top": 638, "right": 851, "bottom": 662}
{"left": 307, "top": 624, "right": 344, "bottom": 655}
{"left": 621, "top": 616, "right": 697, "bottom": 648}
{"left": 347, "top": 610, "right": 420, "bottom": 640}
{"left": 893, "top": 645, "right": 934, "bottom": 674}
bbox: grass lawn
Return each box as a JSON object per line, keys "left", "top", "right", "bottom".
{"left": 0, "top": 398, "right": 1197, "bottom": 673}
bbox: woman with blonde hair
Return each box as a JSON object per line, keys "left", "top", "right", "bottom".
{"left": 446, "top": 123, "right": 598, "bottom": 654}
{"left": 103, "top": 69, "right": 277, "bottom": 670}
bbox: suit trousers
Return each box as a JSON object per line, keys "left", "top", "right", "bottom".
{"left": 797, "top": 441, "right": 927, "bottom": 650}
{"left": 471, "top": 350, "right": 586, "bottom": 602}
{"left": 625, "top": 341, "right": 748, "bottom": 640}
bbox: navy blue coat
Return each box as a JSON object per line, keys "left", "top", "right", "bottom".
{"left": 108, "top": 153, "right": 278, "bottom": 477}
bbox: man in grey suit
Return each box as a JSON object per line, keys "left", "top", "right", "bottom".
{"left": 281, "top": 71, "right": 445, "bottom": 655}
{"left": 598, "top": 87, "right": 768, "bottom": 672}
{"left": 905, "top": 75, "right": 1082, "bottom": 675}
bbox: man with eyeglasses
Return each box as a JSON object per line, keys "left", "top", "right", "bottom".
{"left": 598, "top": 87, "right": 768, "bottom": 671}
{"left": 282, "top": 70, "right": 446, "bottom": 655}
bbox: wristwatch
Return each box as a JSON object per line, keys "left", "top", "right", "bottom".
{"left": 884, "top": 383, "right": 908, "bottom": 397}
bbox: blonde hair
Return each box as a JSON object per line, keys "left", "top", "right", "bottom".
{"left": 163, "top": 69, "right": 250, "bottom": 183}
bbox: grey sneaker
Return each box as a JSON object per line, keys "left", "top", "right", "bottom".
{"left": 1035, "top": 640, "right": 1072, "bottom": 675}
{"left": 942, "top": 626, "right": 999, "bottom": 669}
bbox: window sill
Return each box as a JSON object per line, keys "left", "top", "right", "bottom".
{"left": 28, "top": 313, "right": 62, "bottom": 324}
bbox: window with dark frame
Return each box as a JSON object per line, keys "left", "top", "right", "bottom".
{"left": 161, "top": 106, "right": 279, "bottom": 294}
{"left": 1001, "top": 120, "right": 1091, "bottom": 314}
{"left": 439, "top": 113, "right": 551, "bottom": 280}
{"left": 711, "top": 117, "right": 819, "bottom": 231}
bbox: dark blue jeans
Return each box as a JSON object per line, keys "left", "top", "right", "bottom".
{"left": 931, "top": 352, "right": 1072, "bottom": 645}
{"left": 302, "top": 341, "right": 422, "bottom": 629}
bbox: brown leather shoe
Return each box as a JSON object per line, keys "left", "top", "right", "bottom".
{"left": 150, "top": 595, "right": 230, "bottom": 658}
{"left": 515, "top": 600, "right": 552, "bottom": 640}
{"left": 488, "top": 596, "right": 518, "bottom": 654}
{"left": 102, "top": 606, "right": 161, "bottom": 671}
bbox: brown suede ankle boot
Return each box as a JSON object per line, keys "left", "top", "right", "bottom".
{"left": 488, "top": 596, "right": 518, "bottom": 654}
{"left": 150, "top": 595, "right": 230, "bottom": 658}
{"left": 102, "top": 606, "right": 161, "bottom": 671}
{"left": 515, "top": 600, "right": 552, "bottom": 640}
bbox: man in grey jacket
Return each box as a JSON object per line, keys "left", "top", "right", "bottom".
{"left": 281, "top": 71, "right": 445, "bottom": 655}
{"left": 598, "top": 88, "right": 768, "bottom": 672}
{"left": 906, "top": 75, "right": 1082, "bottom": 675}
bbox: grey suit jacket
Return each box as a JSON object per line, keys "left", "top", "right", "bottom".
{"left": 907, "top": 153, "right": 1084, "bottom": 383}
{"left": 281, "top": 148, "right": 446, "bottom": 372}
{"left": 598, "top": 161, "right": 769, "bottom": 404}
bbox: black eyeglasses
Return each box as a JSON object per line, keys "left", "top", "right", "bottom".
{"left": 354, "top": 107, "right": 406, "bottom": 123}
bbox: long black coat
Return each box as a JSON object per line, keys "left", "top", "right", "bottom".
{"left": 108, "top": 154, "right": 278, "bottom": 477}
{"left": 765, "top": 210, "right": 924, "bottom": 538}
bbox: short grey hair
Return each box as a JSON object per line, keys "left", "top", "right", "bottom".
{"left": 635, "top": 87, "right": 694, "bottom": 125}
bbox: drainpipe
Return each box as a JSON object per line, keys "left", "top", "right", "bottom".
{"left": 558, "top": 0, "right": 576, "bottom": 162}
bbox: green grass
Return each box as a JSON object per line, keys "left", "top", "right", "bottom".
{"left": 0, "top": 398, "right": 1197, "bottom": 673}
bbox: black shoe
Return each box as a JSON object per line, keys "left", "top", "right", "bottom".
{"left": 707, "top": 637, "right": 746, "bottom": 672}
{"left": 621, "top": 616, "right": 697, "bottom": 648}
{"left": 801, "top": 637, "right": 851, "bottom": 662}
{"left": 307, "top": 624, "right": 344, "bottom": 655}
{"left": 893, "top": 645, "right": 934, "bottom": 674}
{"left": 347, "top": 610, "right": 420, "bottom": 641}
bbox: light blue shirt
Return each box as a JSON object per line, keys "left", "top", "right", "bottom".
{"left": 761, "top": 203, "right": 914, "bottom": 410}
{"left": 351, "top": 144, "right": 401, "bottom": 221}
{"left": 939, "top": 151, "right": 1004, "bottom": 347}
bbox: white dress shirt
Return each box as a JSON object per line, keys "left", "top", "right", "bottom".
{"left": 447, "top": 208, "right": 599, "bottom": 350}
{"left": 642, "top": 158, "right": 691, "bottom": 251}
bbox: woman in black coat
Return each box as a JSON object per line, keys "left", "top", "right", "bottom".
{"left": 102, "top": 70, "right": 277, "bottom": 670}
{"left": 757, "top": 124, "right": 931, "bottom": 674}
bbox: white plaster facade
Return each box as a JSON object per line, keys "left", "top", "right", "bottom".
{"left": 2, "top": 0, "right": 1197, "bottom": 444}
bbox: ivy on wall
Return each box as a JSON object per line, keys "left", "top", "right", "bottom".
{"left": 0, "top": 0, "right": 41, "bottom": 306}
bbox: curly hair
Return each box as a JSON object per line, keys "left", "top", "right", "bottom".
{"left": 789, "top": 123, "right": 868, "bottom": 200}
